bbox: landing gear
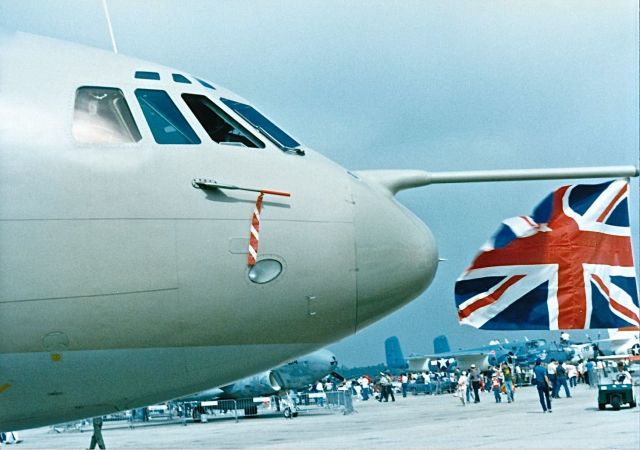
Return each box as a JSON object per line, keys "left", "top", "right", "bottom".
{"left": 192, "top": 406, "right": 208, "bottom": 422}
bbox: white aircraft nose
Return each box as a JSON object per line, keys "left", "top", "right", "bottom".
{"left": 351, "top": 178, "right": 438, "bottom": 331}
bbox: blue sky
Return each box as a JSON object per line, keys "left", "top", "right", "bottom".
{"left": 2, "top": 0, "right": 638, "bottom": 366}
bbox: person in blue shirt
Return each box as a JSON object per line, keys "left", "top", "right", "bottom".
{"left": 533, "top": 359, "right": 552, "bottom": 413}
{"left": 585, "top": 359, "right": 596, "bottom": 388}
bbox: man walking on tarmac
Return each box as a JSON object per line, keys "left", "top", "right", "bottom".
{"left": 533, "top": 359, "right": 552, "bottom": 413}
{"left": 469, "top": 365, "right": 481, "bottom": 403}
{"left": 89, "top": 416, "right": 106, "bottom": 449}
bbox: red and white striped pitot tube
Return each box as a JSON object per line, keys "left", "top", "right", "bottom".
{"left": 246, "top": 189, "right": 291, "bottom": 266}
{"left": 247, "top": 193, "right": 265, "bottom": 266}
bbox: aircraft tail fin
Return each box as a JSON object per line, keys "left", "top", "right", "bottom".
{"left": 433, "top": 335, "right": 450, "bottom": 354}
{"left": 385, "top": 336, "right": 408, "bottom": 369}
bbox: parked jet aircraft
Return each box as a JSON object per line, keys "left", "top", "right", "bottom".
{"left": 182, "top": 349, "right": 337, "bottom": 413}
{"left": 0, "top": 30, "right": 637, "bottom": 430}
{"left": 181, "top": 349, "right": 338, "bottom": 419}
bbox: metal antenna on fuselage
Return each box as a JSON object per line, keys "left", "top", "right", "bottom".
{"left": 101, "top": 0, "right": 118, "bottom": 54}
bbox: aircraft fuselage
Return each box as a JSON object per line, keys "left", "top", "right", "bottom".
{"left": 0, "top": 32, "right": 437, "bottom": 429}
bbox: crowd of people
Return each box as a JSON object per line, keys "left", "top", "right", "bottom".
{"left": 306, "top": 358, "right": 636, "bottom": 416}
{"left": 3, "top": 358, "right": 634, "bottom": 447}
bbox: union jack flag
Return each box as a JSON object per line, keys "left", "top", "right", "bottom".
{"left": 455, "top": 180, "right": 639, "bottom": 330}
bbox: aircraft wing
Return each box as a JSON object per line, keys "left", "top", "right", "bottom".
{"left": 583, "top": 329, "right": 640, "bottom": 356}
{"left": 406, "top": 351, "right": 492, "bottom": 371}
{"left": 178, "top": 388, "right": 225, "bottom": 402}
{"left": 597, "top": 354, "right": 640, "bottom": 362}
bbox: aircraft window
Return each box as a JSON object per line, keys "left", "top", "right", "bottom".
{"left": 135, "top": 89, "right": 201, "bottom": 145}
{"left": 135, "top": 71, "right": 161, "bottom": 80}
{"left": 182, "top": 94, "right": 264, "bottom": 148}
{"left": 72, "top": 87, "right": 142, "bottom": 144}
{"left": 172, "top": 74, "right": 191, "bottom": 84}
{"left": 196, "top": 78, "right": 216, "bottom": 90}
{"left": 220, "top": 98, "right": 302, "bottom": 153}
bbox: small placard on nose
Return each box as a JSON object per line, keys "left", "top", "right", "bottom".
{"left": 229, "top": 238, "right": 249, "bottom": 254}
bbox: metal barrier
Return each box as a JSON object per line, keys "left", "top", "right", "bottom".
{"left": 403, "top": 380, "right": 456, "bottom": 395}
{"left": 190, "top": 398, "right": 273, "bottom": 423}
{"left": 52, "top": 391, "right": 352, "bottom": 432}
{"left": 294, "top": 391, "right": 354, "bottom": 414}
{"left": 325, "top": 390, "right": 355, "bottom": 414}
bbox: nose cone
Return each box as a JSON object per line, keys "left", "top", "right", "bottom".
{"left": 308, "top": 348, "right": 338, "bottom": 370}
{"left": 352, "top": 179, "right": 438, "bottom": 330}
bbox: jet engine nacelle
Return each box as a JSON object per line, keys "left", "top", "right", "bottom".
{"left": 220, "top": 371, "right": 282, "bottom": 399}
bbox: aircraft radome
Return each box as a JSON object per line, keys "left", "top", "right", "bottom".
{"left": 0, "top": 31, "right": 637, "bottom": 430}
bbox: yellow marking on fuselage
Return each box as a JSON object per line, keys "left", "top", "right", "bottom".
{"left": 51, "top": 353, "right": 62, "bottom": 362}
{"left": 0, "top": 383, "right": 11, "bottom": 394}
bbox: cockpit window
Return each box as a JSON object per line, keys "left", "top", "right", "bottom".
{"left": 135, "top": 71, "right": 160, "bottom": 80}
{"left": 73, "top": 87, "right": 142, "bottom": 144}
{"left": 172, "top": 74, "right": 191, "bottom": 84}
{"left": 135, "top": 89, "right": 201, "bottom": 145}
{"left": 182, "top": 94, "right": 264, "bottom": 148}
{"left": 196, "top": 78, "right": 216, "bottom": 90}
{"left": 220, "top": 98, "right": 301, "bottom": 152}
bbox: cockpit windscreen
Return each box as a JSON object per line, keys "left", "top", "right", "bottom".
{"left": 182, "top": 94, "right": 263, "bottom": 148}
{"left": 73, "top": 87, "right": 142, "bottom": 144}
{"left": 220, "top": 98, "right": 301, "bottom": 151}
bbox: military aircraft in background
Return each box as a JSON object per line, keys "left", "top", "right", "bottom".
{"left": 386, "top": 335, "right": 517, "bottom": 371}
{"left": 566, "top": 341, "right": 600, "bottom": 362}
{"left": 181, "top": 349, "right": 339, "bottom": 419}
{"left": 385, "top": 334, "right": 581, "bottom": 371}
{"left": 599, "top": 328, "right": 640, "bottom": 357}
{"left": 560, "top": 329, "right": 640, "bottom": 362}
{"left": 0, "top": 29, "right": 637, "bottom": 431}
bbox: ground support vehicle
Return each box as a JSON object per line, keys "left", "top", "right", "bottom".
{"left": 597, "top": 384, "right": 636, "bottom": 410}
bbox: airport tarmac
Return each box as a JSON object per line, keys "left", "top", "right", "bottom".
{"left": 14, "top": 383, "right": 640, "bottom": 449}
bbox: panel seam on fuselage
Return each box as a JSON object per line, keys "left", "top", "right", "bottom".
{"left": 0, "top": 218, "right": 353, "bottom": 224}
{"left": 0, "top": 287, "right": 178, "bottom": 304}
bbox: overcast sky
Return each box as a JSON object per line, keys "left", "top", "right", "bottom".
{"left": 2, "top": 0, "right": 638, "bottom": 366}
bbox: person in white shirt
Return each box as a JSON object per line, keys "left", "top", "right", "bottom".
{"left": 547, "top": 359, "right": 558, "bottom": 396}
{"left": 457, "top": 371, "right": 469, "bottom": 406}
{"left": 614, "top": 361, "right": 633, "bottom": 384}
{"left": 358, "top": 376, "right": 371, "bottom": 401}
{"left": 401, "top": 373, "right": 409, "bottom": 398}
{"left": 315, "top": 381, "right": 325, "bottom": 406}
{"left": 566, "top": 363, "right": 578, "bottom": 387}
